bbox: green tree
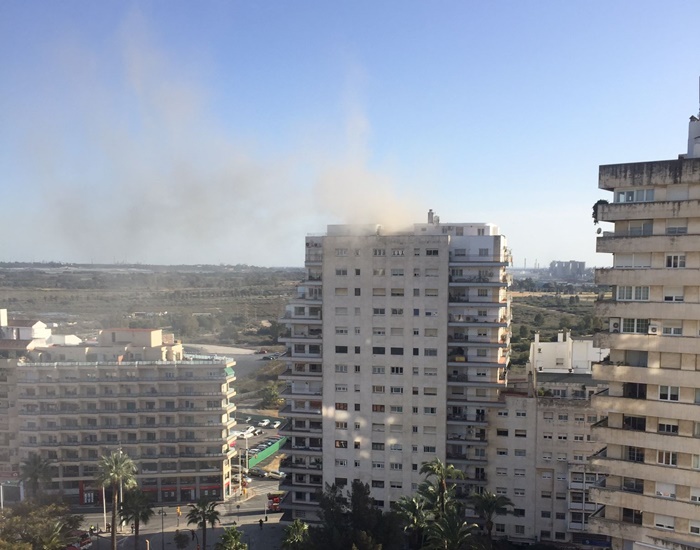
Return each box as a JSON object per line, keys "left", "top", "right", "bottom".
{"left": 0, "top": 501, "right": 82, "bottom": 550}
{"left": 392, "top": 497, "right": 428, "bottom": 549}
{"left": 119, "top": 489, "right": 154, "bottom": 550}
{"left": 215, "top": 526, "right": 247, "bottom": 550}
{"left": 259, "top": 383, "right": 282, "bottom": 409}
{"left": 96, "top": 451, "right": 138, "bottom": 550}
{"left": 466, "top": 491, "right": 514, "bottom": 546}
{"left": 282, "top": 519, "right": 309, "bottom": 550}
{"left": 518, "top": 324, "right": 529, "bottom": 339}
{"left": 186, "top": 499, "right": 220, "bottom": 550}
{"left": 419, "top": 459, "right": 464, "bottom": 518}
{"left": 533, "top": 313, "right": 544, "bottom": 326}
{"left": 20, "top": 453, "right": 52, "bottom": 500}
{"left": 424, "top": 507, "right": 477, "bottom": 550}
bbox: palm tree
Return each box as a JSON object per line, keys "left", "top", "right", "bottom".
{"left": 393, "top": 497, "right": 428, "bottom": 550}
{"left": 20, "top": 453, "right": 52, "bottom": 500}
{"left": 281, "top": 519, "right": 309, "bottom": 550}
{"left": 424, "top": 507, "right": 478, "bottom": 550}
{"left": 419, "top": 459, "right": 464, "bottom": 517}
{"left": 120, "top": 489, "right": 155, "bottom": 550}
{"left": 35, "top": 520, "right": 69, "bottom": 550}
{"left": 187, "top": 498, "right": 220, "bottom": 550}
{"left": 466, "top": 491, "right": 513, "bottom": 546}
{"left": 96, "top": 451, "right": 138, "bottom": 550}
{"left": 215, "top": 526, "right": 247, "bottom": 550}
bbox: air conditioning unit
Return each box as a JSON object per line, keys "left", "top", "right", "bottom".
{"left": 610, "top": 318, "right": 620, "bottom": 333}
{"left": 538, "top": 366, "right": 543, "bottom": 372}
{"left": 648, "top": 325, "right": 659, "bottom": 335}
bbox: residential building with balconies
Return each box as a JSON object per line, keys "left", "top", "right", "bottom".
{"left": 588, "top": 113, "right": 700, "bottom": 550}
{"left": 278, "top": 211, "right": 511, "bottom": 520}
{"left": 6, "top": 324, "right": 238, "bottom": 505}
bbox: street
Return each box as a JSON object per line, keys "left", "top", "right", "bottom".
{"left": 82, "top": 479, "right": 285, "bottom": 550}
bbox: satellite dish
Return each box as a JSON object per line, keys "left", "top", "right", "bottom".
{"left": 596, "top": 228, "right": 602, "bottom": 234}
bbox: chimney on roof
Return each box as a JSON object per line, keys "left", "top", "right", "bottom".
{"left": 428, "top": 209, "right": 434, "bottom": 224}
{"left": 0, "top": 309, "right": 6, "bottom": 328}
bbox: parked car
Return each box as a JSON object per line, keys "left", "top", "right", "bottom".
{"left": 232, "top": 474, "right": 252, "bottom": 485}
{"left": 248, "top": 467, "right": 269, "bottom": 478}
{"left": 272, "top": 420, "right": 282, "bottom": 429}
{"left": 258, "top": 419, "right": 270, "bottom": 427}
{"left": 253, "top": 428, "right": 264, "bottom": 436}
{"left": 266, "top": 470, "right": 286, "bottom": 480}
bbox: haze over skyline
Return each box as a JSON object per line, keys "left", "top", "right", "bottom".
{"left": 2, "top": 2, "right": 700, "bottom": 267}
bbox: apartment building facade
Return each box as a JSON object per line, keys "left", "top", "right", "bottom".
{"left": 487, "top": 332, "right": 608, "bottom": 547}
{"left": 0, "top": 316, "right": 239, "bottom": 505}
{"left": 279, "top": 213, "right": 511, "bottom": 520}
{"left": 588, "top": 115, "right": 700, "bottom": 549}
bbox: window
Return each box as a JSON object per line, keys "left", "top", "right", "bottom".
{"left": 515, "top": 430, "right": 526, "bottom": 438}
{"left": 335, "top": 364, "right": 348, "bottom": 373}
{"left": 426, "top": 249, "right": 439, "bottom": 256}
{"left": 497, "top": 429, "right": 508, "bottom": 437}
{"left": 423, "top": 407, "right": 436, "bottom": 415}
{"left": 516, "top": 411, "right": 527, "bottom": 418}
{"left": 335, "top": 440, "right": 348, "bottom": 448}
{"left": 335, "top": 288, "right": 348, "bottom": 296}
{"left": 371, "top": 480, "right": 385, "bottom": 488}
{"left": 373, "top": 327, "right": 385, "bottom": 336}
{"left": 496, "top": 468, "right": 507, "bottom": 476}
{"left": 541, "top": 511, "right": 551, "bottom": 518}
{"left": 335, "top": 346, "right": 348, "bottom": 354}
{"left": 373, "top": 308, "right": 385, "bottom": 316}
{"left": 335, "top": 403, "right": 348, "bottom": 411}
{"left": 424, "top": 328, "right": 438, "bottom": 337}
{"left": 390, "top": 366, "right": 404, "bottom": 375}
{"left": 391, "top": 308, "right": 404, "bottom": 316}
{"left": 617, "top": 286, "right": 649, "bottom": 301}
{"left": 662, "top": 322, "right": 682, "bottom": 336}
{"left": 391, "top": 268, "right": 404, "bottom": 276}
{"left": 335, "top": 248, "right": 348, "bottom": 256}
{"left": 659, "top": 386, "right": 679, "bottom": 401}
{"left": 477, "top": 288, "right": 488, "bottom": 297}
{"left": 372, "top": 386, "right": 385, "bottom": 394}
{"left": 666, "top": 254, "right": 686, "bottom": 268}
{"left": 372, "top": 442, "right": 385, "bottom": 450}
{"left": 390, "top": 462, "right": 403, "bottom": 470}
{"left": 514, "top": 488, "right": 525, "bottom": 496}
{"left": 655, "top": 514, "right": 675, "bottom": 530}
{"left": 372, "top": 404, "right": 385, "bottom": 413}
{"left": 335, "top": 459, "right": 347, "bottom": 466}
{"left": 543, "top": 432, "right": 552, "bottom": 440}
{"left": 391, "top": 288, "right": 404, "bottom": 296}
{"left": 424, "top": 387, "right": 437, "bottom": 395}
{"left": 423, "top": 445, "right": 436, "bottom": 453}
{"left": 391, "top": 248, "right": 404, "bottom": 256}
{"left": 390, "top": 444, "right": 403, "bottom": 451}
{"left": 391, "top": 387, "right": 404, "bottom": 394}
{"left": 336, "top": 326, "right": 348, "bottom": 335}
{"left": 514, "top": 469, "right": 525, "bottom": 477}
{"left": 515, "top": 449, "right": 526, "bottom": 457}
{"left": 390, "top": 347, "right": 404, "bottom": 355}
{"left": 335, "top": 384, "right": 348, "bottom": 392}
{"left": 558, "top": 434, "right": 568, "bottom": 441}
{"left": 627, "top": 446, "right": 645, "bottom": 462}
{"left": 373, "top": 249, "right": 386, "bottom": 256}
{"left": 513, "top": 508, "right": 525, "bottom": 517}
{"left": 425, "top": 288, "right": 439, "bottom": 297}
{"left": 373, "top": 268, "right": 385, "bottom": 276}
{"left": 373, "top": 347, "right": 385, "bottom": 355}
{"left": 390, "top": 406, "right": 403, "bottom": 413}
{"left": 373, "top": 288, "right": 386, "bottom": 296}
{"left": 479, "top": 248, "right": 489, "bottom": 256}
{"left": 336, "top": 422, "right": 348, "bottom": 430}
{"left": 424, "top": 348, "right": 438, "bottom": 356}
{"left": 622, "top": 318, "right": 650, "bottom": 333}
{"left": 558, "top": 413, "right": 567, "bottom": 421}
{"left": 335, "top": 268, "right": 347, "bottom": 276}
{"left": 335, "top": 307, "right": 348, "bottom": 316}
{"left": 658, "top": 450, "right": 677, "bottom": 466}
{"left": 354, "top": 288, "right": 361, "bottom": 296}
{"left": 372, "top": 366, "right": 385, "bottom": 374}
{"left": 372, "top": 462, "right": 385, "bottom": 469}
{"left": 664, "top": 286, "right": 684, "bottom": 302}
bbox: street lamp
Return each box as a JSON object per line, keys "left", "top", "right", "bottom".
{"left": 158, "top": 508, "right": 166, "bottom": 550}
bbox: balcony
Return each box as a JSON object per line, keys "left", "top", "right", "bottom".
{"left": 594, "top": 332, "right": 700, "bottom": 354}
{"left": 596, "top": 266, "right": 700, "bottom": 286}
{"left": 596, "top": 299, "right": 700, "bottom": 321}
{"left": 279, "top": 405, "right": 322, "bottom": 417}
{"left": 597, "top": 199, "right": 700, "bottom": 222}
{"left": 448, "top": 315, "right": 509, "bottom": 326}
{"left": 446, "top": 414, "right": 488, "bottom": 425}
{"left": 448, "top": 254, "right": 509, "bottom": 266}
{"left": 278, "top": 367, "right": 323, "bottom": 380}
{"left": 597, "top": 232, "right": 700, "bottom": 254}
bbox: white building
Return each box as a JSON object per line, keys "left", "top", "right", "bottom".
{"left": 279, "top": 212, "right": 511, "bottom": 520}
{"left": 588, "top": 112, "right": 700, "bottom": 549}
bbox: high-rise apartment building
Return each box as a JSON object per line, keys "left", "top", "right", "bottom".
{"left": 588, "top": 114, "right": 700, "bottom": 549}
{"left": 279, "top": 212, "right": 511, "bottom": 520}
{"left": 0, "top": 313, "right": 239, "bottom": 505}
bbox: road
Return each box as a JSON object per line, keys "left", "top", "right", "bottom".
{"left": 82, "top": 480, "right": 285, "bottom": 550}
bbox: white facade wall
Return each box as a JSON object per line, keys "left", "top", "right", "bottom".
{"left": 280, "top": 217, "right": 511, "bottom": 519}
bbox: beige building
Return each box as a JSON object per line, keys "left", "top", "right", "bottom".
{"left": 486, "top": 334, "right": 607, "bottom": 547}
{"left": 0, "top": 313, "right": 238, "bottom": 505}
{"left": 588, "top": 114, "right": 700, "bottom": 549}
{"left": 279, "top": 212, "right": 511, "bottom": 520}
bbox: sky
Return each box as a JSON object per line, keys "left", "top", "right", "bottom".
{"left": 2, "top": 1, "right": 700, "bottom": 268}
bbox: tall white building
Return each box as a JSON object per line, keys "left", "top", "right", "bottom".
{"left": 278, "top": 212, "right": 511, "bottom": 520}
{"left": 588, "top": 114, "right": 700, "bottom": 549}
